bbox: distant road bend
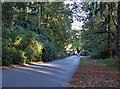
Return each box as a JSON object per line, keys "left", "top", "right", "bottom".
{"left": 2, "top": 55, "right": 80, "bottom": 87}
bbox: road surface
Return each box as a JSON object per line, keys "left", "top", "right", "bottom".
{"left": 2, "top": 55, "right": 80, "bottom": 87}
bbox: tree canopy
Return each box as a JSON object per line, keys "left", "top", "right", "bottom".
{"left": 2, "top": 1, "right": 120, "bottom": 66}
{"left": 2, "top": 2, "right": 74, "bottom": 65}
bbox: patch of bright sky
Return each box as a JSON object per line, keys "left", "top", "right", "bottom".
{"left": 72, "top": 16, "right": 83, "bottom": 30}
{"left": 64, "top": 0, "right": 85, "bottom": 30}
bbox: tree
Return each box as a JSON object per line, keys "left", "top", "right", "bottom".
{"left": 107, "top": 3, "right": 112, "bottom": 57}
{"left": 116, "top": 1, "right": 120, "bottom": 58}
{"left": 2, "top": 2, "right": 73, "bottom": 65}
{"left": 75, "top": 2, "right": 118, "bottom": 58}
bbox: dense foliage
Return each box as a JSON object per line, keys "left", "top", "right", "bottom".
{"left": 2, "top": 27, "right": 43, "bottom": 65}
{"left": 2, "top": 1, "right": 120, "bottom": 66}
{"left": 68, "top": 1, "right": 120, "bottom": 59}
{"left": 2, "top": 2, "right": 73, "bottom": 66}
{"left": 79, "top": 2, "right": 119, "bottom": 58}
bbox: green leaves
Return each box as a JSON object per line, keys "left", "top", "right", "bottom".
{"left": 81, "top": 2, "right": 117, "bottom": 56}
{"left": 2, "top": 2, "right": 73, "bottom": 65}
{"left": 2, "top": 26, "right": 43, "bottom": 65}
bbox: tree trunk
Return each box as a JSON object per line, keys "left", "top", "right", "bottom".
{"left": 38, "top": 2, "right": 45, "bottom": 27}
{"left": 38, "top": 2, "right": 43, "bottom": 27}
{"left": 116, "top": 1, "right": 120, "bottom": 58}
{"left": 107, "top": 3, "right": 112, "bottom": 58}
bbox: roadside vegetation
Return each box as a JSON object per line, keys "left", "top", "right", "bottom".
{"left": 68, "top": 56, "right": 120, "bottom": 88}
{"left": 2, "top": 2, "right": 75, "bottom": 66}
{"left": 80, "top": 56, "right": 120, "bottom": 68}
{"left": 79, "top": 2, "right": 120, "bottom": 62}
{"left": 1, "top": 1, "right": 120, "bottom": 88}
{"left": 96, "top": 57, "right": 120, "bottom": 68}
{"left": 80, "top": 56, "right": 90, "bottom": 65}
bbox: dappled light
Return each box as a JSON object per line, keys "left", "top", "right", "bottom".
{"left": 24, "top": 64, "right": 66, "bottom": 73}
{"left": 19, "top": 67, "right": 53, "bottom": 75}
{"left": 2, "top": 56, "right": 80, "bottom": 87}
{"left": 2, "top": 1, "right": 120, "bottom": 88}
{"left": 32, "top": 63, "right": 64, "bottom": 69}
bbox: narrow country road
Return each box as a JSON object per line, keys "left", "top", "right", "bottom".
{"left": 2, "top": 55, "right": 80, "bottom": 87}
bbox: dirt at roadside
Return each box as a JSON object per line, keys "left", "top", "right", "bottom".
{"left": 0, "top": 64, "right": 25, "bottom": 70}
{"left": 68, "top": 59, "right": 120, "bottom": 88}
{"left": 0, "top": 62, "right": 44, "bottom": 70}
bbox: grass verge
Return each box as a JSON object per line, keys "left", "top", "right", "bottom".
{"left": 80, "top": 56, "right": 90, "bottom": 65}
{"left": 96, "top": 57, "right": 120, "bottom": 68}
{"left": 80, "top": 56, "right": 120, "bottom": 68}
{"left": 68, "top": 56, "right": 119, "bottom": 87}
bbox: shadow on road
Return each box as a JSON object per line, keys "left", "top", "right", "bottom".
{"left": 2, "top": 55, "right": 80, "bottom": 87}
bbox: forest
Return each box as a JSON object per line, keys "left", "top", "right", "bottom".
{"left": 80, "top": 2, "right": 120, "bottom": 59}
{"left": 2, "top": 1, "right": 120, "bottom": 66}
{"left": 2, "top": 2, "right": 73, "bottom": 65}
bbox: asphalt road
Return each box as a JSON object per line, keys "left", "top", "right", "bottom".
{"left": 2, "top": 55, "right": 80, "bottom": 87}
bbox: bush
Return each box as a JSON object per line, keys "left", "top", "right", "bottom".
{"left": 25, "top": 40, "right": 43, "bottom": 62}
{"left": 2, "top": 39, "right": 14, "bottom": 66}
{"left": 2, "top": 25, "right": 67, "bottom": 66}
{"left": 90, "top": 50, "right": 107, "bottom": 59}
{"left": 42, "top": 42, "right": 56, "bottom": 62}
{"left": 13, "top": 50, "right": 27, "bottom": 64}
{"left": 18, "top": 31, "right": 43, "bottom": 63}
{"left": 2, "top": 28, "right": 43, "bottom": 66}
{"left": 2, "top": 46, "right": 23, "bottom": 66}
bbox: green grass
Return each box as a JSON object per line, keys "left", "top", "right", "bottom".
{"left": 80, "top": 57, "right": 120, "bottom": 68}
{"left": 80, "top": 56, "right": 120, "bottom": 68}
{"left": 96, "top": 57, "right": 120, "bottom": 68}
{"left": 80, "top": 56, "right": 90, "bottom": 65}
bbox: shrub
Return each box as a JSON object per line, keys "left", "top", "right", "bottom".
{"left": 2, "top": 28, "right": 43, "bottom": 66}
{"left": 18, "top": 31, "right": 43, "bottom": 63}
{"left": 42, "top": 42, "right": 56, "bottom": 62}
{"left": 90, "top": 49, "right": 107, "bottom": 59}
{"left": 2, "top": 25, "right": 66, "bottom": 66}
{"left": 25, "top": 40, "right": 43, "bottom": 62}
{"left": 2, "top": 38, "right": 14, "bottom": 66}
{"left": 13, "top": 50, "right": 27, "bottom": 64}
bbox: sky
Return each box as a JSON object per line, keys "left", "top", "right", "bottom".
{"left": 1, "top": 0, "right": 85, "bottom": 31}
{"left": 72, "top": 16, "right": 84, "bottom": 30}
{"left": 64, "top": 0, "right": 85, "bottom": 31}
